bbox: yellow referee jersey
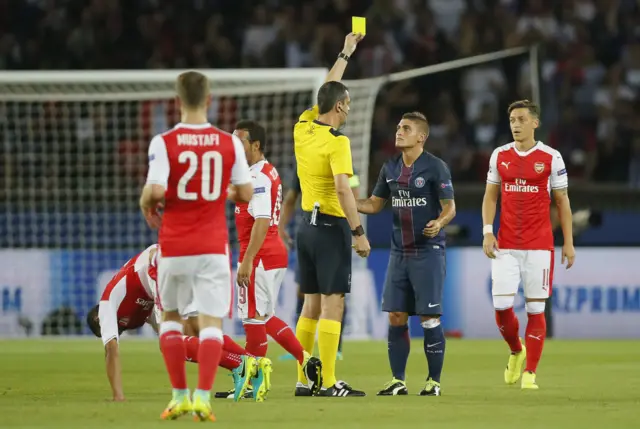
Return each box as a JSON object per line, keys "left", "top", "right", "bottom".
{"left": 294, "top": 105, "right": 354, "bottom": 218}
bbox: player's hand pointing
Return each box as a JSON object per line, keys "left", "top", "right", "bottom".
{"left": 423, "top": 220, "right": 443, "bottom": 238}
{"left": 483, "top": 233, "right": 499, "bottom": 259}
{"left": 561, "top": 243, "right": 575, "bottom": 269}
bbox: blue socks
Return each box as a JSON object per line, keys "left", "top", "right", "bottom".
{"left": 422, "top": 319, "right": 445, "bottom": 383}
{"left": 387, "top": 325, "right": 410, "bottom": 381}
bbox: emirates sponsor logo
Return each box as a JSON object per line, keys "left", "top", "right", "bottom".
{"left": 504, "top": 178, "right": 539, "bottom": 193}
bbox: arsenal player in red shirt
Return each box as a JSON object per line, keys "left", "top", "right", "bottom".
{"left": 482, "top": 100, "right": 575, "bottom": 390}
{"left": 86, "top": 244, "right": 255, "bottom": 402}
{"left": 229, "top": 120, "right": 322, "bottom": 400}
{"left": 140, "top": 71, "right": 253, "bottom": 421}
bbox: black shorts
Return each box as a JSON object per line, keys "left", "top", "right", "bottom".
{"left": 296, "top": 211, "right": 351, "bottom": 295}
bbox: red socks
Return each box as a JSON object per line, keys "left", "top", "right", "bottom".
{"left": 159, "top": 324, "right": 187, "bottom": 390}
{"left": 495, "top": 308, "right": 522, "bottom": 353}
{"left": 244, "top": 323, "right": 268, "bottom": 357}
{"left": 184, "top": 335, "right": 199, "bottom": 362}
{"left": 184, "top": 335, "right": 245, "bottom": 370}
{"left": 196, "top": 327, "right": 223, "bottom": 391}
{"left": 495, "top": 308, "right": 547, "bottom": 373}
{"left": 223, "top": 335, "right": 250, "bottom": 356}
{"left": 524, "top": 312, "right": 546, "bottom": 373}
{"left": 219, "top": 351, "right": 243, "bottom": 370}
{"left": 266, "top": 316, "right": 305, "bottom": 364}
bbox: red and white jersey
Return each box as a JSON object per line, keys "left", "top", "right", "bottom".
{"left": 234, "top": 160, "right": 288, "bottom": 270}
{"left": 487, "top": 141, "right": 568, "bottom": 251}
{"left": 145, "top": 123, "right": 252, "bottom": 257}
{"left": 98, "top": 244, "right": 158, "bottom": 345}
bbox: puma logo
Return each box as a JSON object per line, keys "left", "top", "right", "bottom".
{"left": 501, "top": 162, "right": 510, "bottom": 169}
{"left": 527, "top": 334, "right": 542, "bottom": 341}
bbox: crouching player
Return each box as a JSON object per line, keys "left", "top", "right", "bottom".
{"left": 357, "top": 112, "right": 456, "bottom": 396}
{"left": 230, "top": 120, "right": 322, "bottom": 399}
{"left": 86, "top": 244, "right": 259, "bottom": 401}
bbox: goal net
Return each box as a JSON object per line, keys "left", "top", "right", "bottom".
{"left": 0, "top": 45, "right": 535, "bottom": 337}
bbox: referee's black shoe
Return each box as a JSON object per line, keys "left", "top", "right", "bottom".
{"left": 317, "top": 380, "right": 366, "bottom": 397}
{"left": 294, "top": 383, "right": 313, "bottom": 396}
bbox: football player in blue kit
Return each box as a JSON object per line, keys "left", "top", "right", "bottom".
{"left": 356, "top": 112, "right": 456, "bottom": 396}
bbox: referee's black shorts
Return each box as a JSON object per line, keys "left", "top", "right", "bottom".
{"left": 296, "top": 210, "right": 351, "bottom": 295}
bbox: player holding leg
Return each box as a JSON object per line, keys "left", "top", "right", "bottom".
{"left": 140, "top": 71, "right": 253, "bottom": 421}
{"left": 86, "top": 244, "right": 256, "bottom": 401}
{"left": 356, "top": 112, "right": 456, "bottom": 396}
{"left": 229, "top": 119, "right": 322, "bottom": 401}
{"left": 482, "top": 100, "right": 575, "bottom": 390}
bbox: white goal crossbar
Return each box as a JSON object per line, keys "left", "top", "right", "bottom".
{"left": 0, "top": 46, "right": 538, "bottom": 337}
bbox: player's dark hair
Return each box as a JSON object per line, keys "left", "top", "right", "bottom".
{"left": 176, "top": 71, "right": 210, "bottom": 108}
{"left": 235, "top": 119, "right": 267, "bottom": 153}
{"left": 86, "top": 305, "right": 101, "bottom": 337}
{"left": 508, "top": 99, "right": 540, "bottom": 119}
{"left": 402, "top": 111, "right": 430, "bottom": 138}
{"left": 317, "top": 81, "right": 349, "bottom": 115}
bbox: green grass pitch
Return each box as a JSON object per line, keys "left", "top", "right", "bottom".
{"left": 1, "top": 339, "right": 639, "bottom": 429}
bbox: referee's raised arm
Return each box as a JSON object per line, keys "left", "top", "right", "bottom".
{"left": 290, "top": 32, "right": 368, "bottom": 398}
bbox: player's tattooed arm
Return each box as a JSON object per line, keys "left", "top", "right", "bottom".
{"left": 104, "top": 339, "right": 125, "bottom": 401}
{"left": 553, "top": 187, "right": 575, "bottom": 269}
{"left": 437, "top": 199, "right": 457, "bottom": 226}
{"left": 423, "top": 199, "right": 456, "bottom": 237}
{"left": 356, "top": 196, "right": 387, "bottom": 214}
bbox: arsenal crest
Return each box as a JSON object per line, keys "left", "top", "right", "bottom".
{"left": 534, "top": 162, "right": 545, "bottom": 174}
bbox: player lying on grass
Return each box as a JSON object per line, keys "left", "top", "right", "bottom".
{"left": 228, "top": 119, "right": 322, "bottom": 399}
{"left": 86, "top": 244, "right": 266, "bottom": 401}
{"left": 356, "top": 112, "right": 456, "bottom": 397}
{"left": 482, "top": 99, "right": 575, "bottom": 390}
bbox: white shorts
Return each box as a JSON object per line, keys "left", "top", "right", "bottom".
{"left": 491, "top": 249, "right": 554, "bottom": 299}
{"left": 237, "top": 261, "right": 286, "bottom": 320}
{"left": 153, "top": 300, "right": 198, "bottom": 324}
{"left": 157, "top": 251, "right": 232, "bottom": 318}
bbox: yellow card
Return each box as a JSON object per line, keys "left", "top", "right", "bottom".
{"left": 352, "top": 16, "right": 366, "bottom": 35}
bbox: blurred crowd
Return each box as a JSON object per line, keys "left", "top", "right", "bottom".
{"left": 0, "top": 0, "right": 639, "bottom": 188}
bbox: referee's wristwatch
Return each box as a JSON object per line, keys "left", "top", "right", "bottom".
{"left": 351, "top": 225, "right": 365, "bottom": 237}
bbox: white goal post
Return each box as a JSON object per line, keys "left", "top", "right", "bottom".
{"left": 0, "top": 45, "right": 538, "bottom": 338}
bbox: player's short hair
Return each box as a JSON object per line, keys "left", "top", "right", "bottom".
{"left": 402, "top": 111, "right": 430, "bottom": 136}
{"left": 235, "top": 119, "right": 267, "bottom": 153}
{"left": 86, "top": 305, "right": 101, "bottom": 337}
{"left": 507, "top": 99, "right": 540, "bottom": 119}
{"left": 176, "top": 71, "right": 210, "bottom": 109}
{"left": 317, "top": 81, "right": 349, "bottom": 115}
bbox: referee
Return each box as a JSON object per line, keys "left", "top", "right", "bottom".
{"left": 292, "top": 32, "right": 369, "bottom": 398}
{"left": 278, "top": 161, "right": 360, "bottom": 361}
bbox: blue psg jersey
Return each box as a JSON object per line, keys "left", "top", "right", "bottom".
{"left": 372, "top": 152, "right": 454, "bottom": 255}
